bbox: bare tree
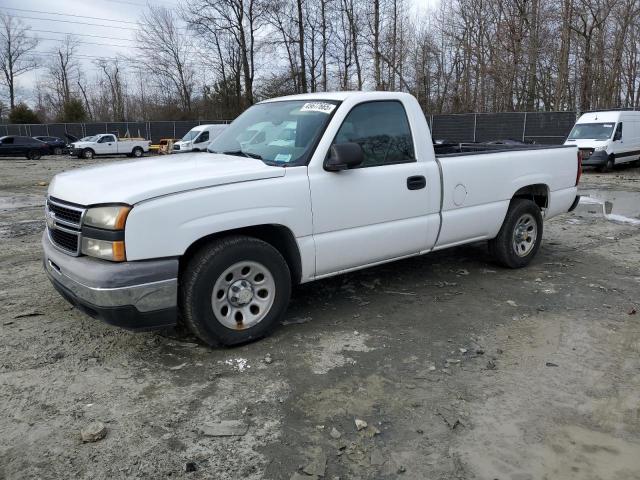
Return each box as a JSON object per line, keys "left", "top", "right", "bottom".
{"left": 136, "top": 5, "right": 194, "bottom": 112}
{"left": 184, "top": 0, "right": 268, "bottom": 106}
{"left": 46, "top": 36, "right": 80, "bottom": 112}
{"left": 0, "top": 14, "right": 38, "bottom": 109}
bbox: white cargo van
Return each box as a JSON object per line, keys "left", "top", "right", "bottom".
{"left": 565, "top": 110, "right": 640, "bottom": 171}
{"left": 173, "top": 124, "right": 227, "bottom": 153}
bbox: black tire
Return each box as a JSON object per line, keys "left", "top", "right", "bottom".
{"left": 598, "top": 155, "right": 615, "bottom": 173}
{"left": 53, "top": 147, "right": 63, "bottom": 155}
{"left": 26, "top": 150, "right": 41, "bottom": 160}
{"left": 489, "top": 198, "right": 543, "bottom": 268}
{"left": 82, "top": 148, "right": 94, "bottom": 159}
{"left": 181, "top": 235, "right": 292, "bottom": 346}
{"left": 132, "top": 147, "right": 143, "bottom": 158}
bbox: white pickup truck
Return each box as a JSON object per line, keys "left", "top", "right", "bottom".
{"left": 69, "top": 133, "right": 151, "bottom": 159}
{"left": 43, "top": 92, "right": 581, "bottom": 346}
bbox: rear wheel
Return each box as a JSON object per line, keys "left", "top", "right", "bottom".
{"left": 489, "top": 199, "right": 543, "bottom": 268}
{"left": 26, "top": 150, "right": 41, "bottom": 160}
{"left": 181, "top": 236, "right": 291, "bottom": 346}
{"left": 132, "top": 147, "right": 143, "bottom": 158}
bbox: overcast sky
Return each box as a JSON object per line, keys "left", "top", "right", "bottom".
{"left": 2, "top": 0, "right": 436, "bottom": 103}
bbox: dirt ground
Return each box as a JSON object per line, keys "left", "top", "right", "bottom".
{"left": 1, "top": 155, "right": 639, "bottom": 480}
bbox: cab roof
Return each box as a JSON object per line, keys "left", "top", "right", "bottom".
{"left": 260, "top": 91, "right": 414, "bottom": 103}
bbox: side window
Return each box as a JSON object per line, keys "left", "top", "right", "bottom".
{"left": 2, "top": 137, "right": 15, "bottom": 144}
{"left": 197, "top": 131, "right": 209, "bottom": 143}
{"left": 614, "top": 122, "right": 622, "bottom": 140}
{"left": 100, "top": 135, "right": 115, "bottom": 143}
{"left": 333, "top": 101, "right": 415, "bottom": 167}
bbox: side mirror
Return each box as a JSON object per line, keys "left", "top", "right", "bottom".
{"left": 614, "top": 131, "right": 622, "bottom": 141}
{"left": 324, "top": 142, "right": 364, "bottom": 171}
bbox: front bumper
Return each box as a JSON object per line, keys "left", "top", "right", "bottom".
{"left": 581, "top": 150, "right": 608, "bottom": 166}
{"left": 42, "top": 232, "right": 178, "bottom": 331}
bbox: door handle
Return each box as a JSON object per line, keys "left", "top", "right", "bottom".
{"left": 407, "top": 175, "right": 426, "bottom": 190}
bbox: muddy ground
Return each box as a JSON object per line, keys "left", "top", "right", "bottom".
{"left": 1, "top": 155, "right": 639, "bottom": 480}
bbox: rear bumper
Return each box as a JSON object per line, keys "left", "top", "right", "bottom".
{"left": 42, "top": 232, "right": 178, "bottom": 331}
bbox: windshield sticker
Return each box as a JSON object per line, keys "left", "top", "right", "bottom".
{"left": 274, "top": 153, "right": 292, "bottom": 162}
{"left": 603, "top": 124, "right": 613, "bottom": 127}
{"left": 301, "top": 102, "right": 336, "bottom": 114}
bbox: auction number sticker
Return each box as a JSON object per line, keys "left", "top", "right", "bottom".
{"left": 301, "top": 102, "right": 336, "bottom": 114}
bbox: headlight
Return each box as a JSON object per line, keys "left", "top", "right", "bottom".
{"left": 81, "top": 238, "right": 126, "bottom": 262}
{"left": 82, "top": 205, "right": 130, "bottom": 261}
{"left": 594, "top": 146, "right": 608, "bottom": 151}
{"left": 84, "top": 205, "right": 131, "bottom": 230}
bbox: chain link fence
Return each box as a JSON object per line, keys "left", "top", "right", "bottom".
{"left": 426, "top": 111, "right": 577, "bottom": 144}
{"left": 0, "top": 120, "right": 231, "bottom": 144}
{"left": 1, "top": 111, "right": 576, "bottom": 145}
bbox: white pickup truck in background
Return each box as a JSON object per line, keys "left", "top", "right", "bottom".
{"left": 43, "top": 92, "right": 581, "bottom": 346}
{"left": 69, "top": 133, "right": 151, "bottom": 159}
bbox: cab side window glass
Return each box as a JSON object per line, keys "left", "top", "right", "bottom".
{"left": 333, "top": 101, "right": 415, "bottom": 167}
{"left": 614, "top": 123, "right": 622, "bottom": 140}
{"left": 198, "top": 131, "right": 209, "bottom": 143}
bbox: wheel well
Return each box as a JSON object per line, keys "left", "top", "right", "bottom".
{"left": 512, "top": 184, "right": 549, "bottom": 209}
{"left": 180, "top": 225, "right": 303, "bottom": 284}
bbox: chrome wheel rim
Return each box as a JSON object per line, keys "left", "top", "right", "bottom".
{"left": 512, "top": 213, "right": 537, "bottom": 257}
{"left": 211, "top": 261, "right": 276, "bottom": 330}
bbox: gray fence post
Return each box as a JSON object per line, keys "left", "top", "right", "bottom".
{"left": 522, "top": 112, "right": 527, "bottom": 142}
{"left": 473, "top": 114, "right": 477, "bottom": 143}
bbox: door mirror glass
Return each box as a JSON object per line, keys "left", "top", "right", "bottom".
{"left": 324, "top": 142, "right": 364, "bottom": 171}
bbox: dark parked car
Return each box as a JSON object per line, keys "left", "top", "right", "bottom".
{"left": 34, "top": 136, "right": 67, "bottom": 155}
{"left": 0, "top": 136, "right": 50, "bottom": 160}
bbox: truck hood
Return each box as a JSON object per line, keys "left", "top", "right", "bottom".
{"left": 564, "top": 139, "right": 609, "bottom": 149}
{"left": 71, "top": 141, "right": 96, "bottom": 148}
{"left": 48, "top": 153, "right": 286, "bottom": 205}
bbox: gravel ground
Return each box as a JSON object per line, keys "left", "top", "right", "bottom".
{"left": 1, "top": 155, "right": 639, "bottom": 480}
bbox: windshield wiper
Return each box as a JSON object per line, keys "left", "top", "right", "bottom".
{"left": 220, "top": 150, "right": 263, "bottom": 160}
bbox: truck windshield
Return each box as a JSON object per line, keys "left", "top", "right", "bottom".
{"left": 568, "top": 123, "right": 615, "bottom": 140}
{"left": 181, "top": 130, "right": 200, "bottom": 141}
{"left": 208, "top": 100, "right": 340, "bottom": 166}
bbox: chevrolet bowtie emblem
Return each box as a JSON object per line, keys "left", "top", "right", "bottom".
{"left": 46, "top": 210, "right": 56, "bottom": 229}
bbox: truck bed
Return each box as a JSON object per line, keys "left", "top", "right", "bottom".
{"left": 432, "top": 142, "right": 578, "bottom": 250}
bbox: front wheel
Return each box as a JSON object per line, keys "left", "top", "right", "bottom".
{"left": 598, "top": 155, "right": 615, "bottom": 173}
{"left": 82, "top": 148, "right": 94, "bottom": 159}
{"left": 181, "top": 236, "right": 292, "bottom": 346}
{"left": 53, "top": 147, "right": 63, "bottom": 155}
{"left": 489, "top": 199, "right": 543, "bottom": 268}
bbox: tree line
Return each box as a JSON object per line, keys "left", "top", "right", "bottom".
{"left": 1, "top": 0, "right": 639, "bottom": 124}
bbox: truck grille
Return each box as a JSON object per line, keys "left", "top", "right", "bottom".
{"left": 46, "top": 197, "right": 85, "bottom": 256}
{"left": 49, "top": 227, "right": 80, "bottom": 254}
{"left": 47, "top": 198, "right": 83, "bottom": 225}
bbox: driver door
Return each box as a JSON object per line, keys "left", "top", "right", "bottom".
{"left": 95, "top": 135, "right": 115, "bottom": 154}
{"left": 308, "top": 100, "right": 432, "bottom": 277}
